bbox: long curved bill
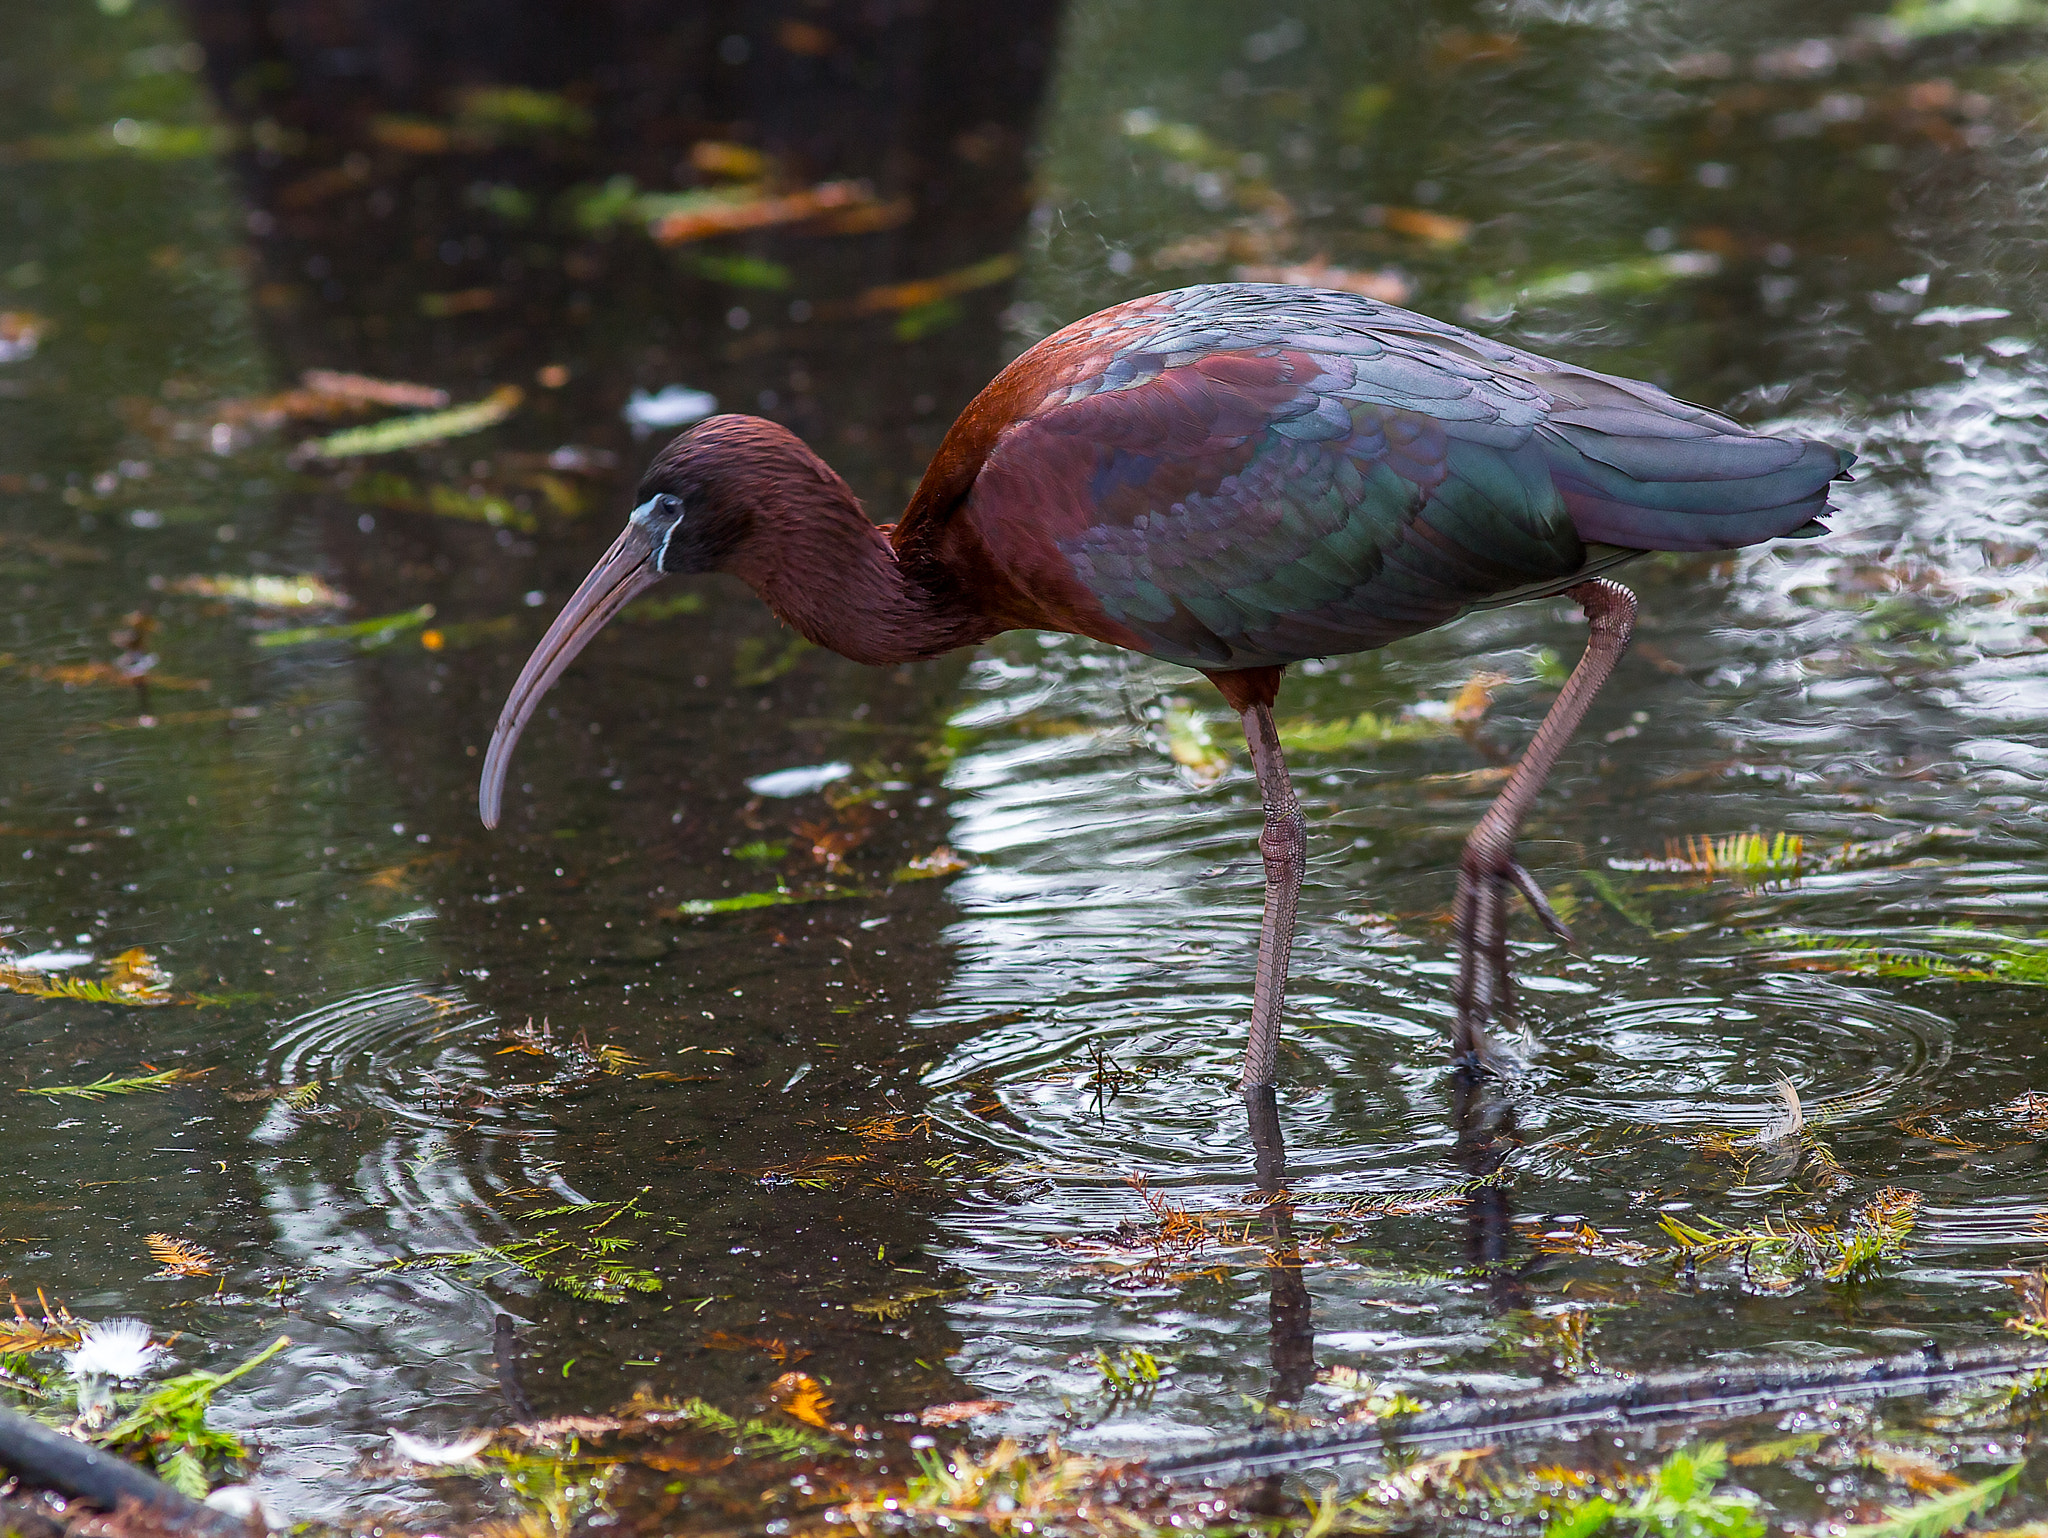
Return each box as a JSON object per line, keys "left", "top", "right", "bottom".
{"left": 478, "top": 521, "right": 665, "bottom": 828}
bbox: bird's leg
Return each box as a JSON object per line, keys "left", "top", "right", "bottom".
{"left": 1453, "top": 579, "right": 1637, "bottom": 1066}
{"left": 1240, "top": 700, "right": 1307, "bottom": 1092}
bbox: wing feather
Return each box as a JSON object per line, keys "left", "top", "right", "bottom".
{"left": 947, "top": 284, "right": 1849, "bottom": 667}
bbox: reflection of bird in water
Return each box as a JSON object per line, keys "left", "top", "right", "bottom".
{"left": 480, "top": 283, "right": 1850, "bottom": 1094}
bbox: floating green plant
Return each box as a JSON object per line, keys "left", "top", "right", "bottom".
{"left": 256, "top": 603, "right": 436, "bottom": 650}
{"left": 0, "top": 949, "right": 205, "bottom": 1008}
{"left": 1094, "top": 1344, "right": 1163, "bottom": 1403}
{"left": 687, "top": 252, "right": 793, "bottom": 290}
{"left": 348, "top": 472, "right": 536, "bottom": 531}
{"left": 1841, "top": 1461, "right": 2021, "bottom": 1538}
{"left": 1277, "top": 709, "right": 1441, "bottom": 753}
{"left": 1542, "top": 1442, "right": 1762, "bottom": 1538}
{"left": 1609, "top": 831, "right": 1805, "bottom": 883}
{"left": 733, "top": 633, "right": 813, "bottom": 686}
{"left": 619, "top": 592, "right": 704, "bottom": 623}
{"left": 1544, "top": 1188, "right": 1921, "bottom": 1289}
{"left": 99, "top": 1335, "right": 290, "bottom": 1497}
{"left": 21, "top": 1066, "right": 209, "bottom": 1100}
{"left": 306, "top": 385, "right": 521, "bottom": 458}
{"left": 1769, "top": 926, "right": 2048, "bottom": 988}
{"left": 385, "top": 1190, "right": 676, "bottom": 1304}
{"left": 672, "top": 884, "right": 871, "bottom": 917}
{"left": 672, "top": 1396, "right": 835, "bottom": 1460}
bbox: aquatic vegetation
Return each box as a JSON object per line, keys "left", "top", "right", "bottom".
{"left": 1840, "top": 1461, "right": 2022, "bottom": 1537}
{"left": 1159, "top": 702, "right": 1230, "bottom": 783}
{"left": 20, "top": 1064, "right": 208, "bottom": 1098}
{"left": 96, "top": 1335, "right": 289, "bottom": 1497}
{"left": 1767, "top": 926, "right": 2048, "bottom": 988}
{"left": 2007, "top": 1270, "right": 2048, "bottom": 1341}
{"left": 669, "top": 1395, "right": 834, "bottom": 1460}
{"left": 385, "top": 1190, "right": 674, "bottom": 1304}
{"left": 671, "top": 884, "right": 871, "bottom": 916}
{"left": 1467, "top": 250, "right": 1723, "bottom": 320}
{"left": 0, "top": 949, "right": 191, "bottom": 1008}
{"left": 1578, "top": 868, "right": 1655, "bottom": 927}
{"left": 617, "top": 591, "right": 705, "bottom": 623}
{"left": 641, "top": 179, "right": 898, "bottom": 245}
{"left": 766, "top": 1370, "right": 838, "bottom": 1431}
{"left": 1093, "top": 1344, "right": 1164, "bottom": 1404}
{"left": 732, "top": 632, "right": 814, "bottom": 685}
{"left": 347, "top": 470, "right": 538, "bottom": 531}
{"left": 454, "top": 85, "right": 592, "bottom": 139}
{"left": 0, "top": 1296, "right": 83, "bottom": 1360}
{"left": 304, "top": 385, "right": 522, "bottom": 458}
{"left": 0, "top": 653, "right": 209, "bottom": 692}
{"left": 163, "top": 572, "right": 349, "bottom": 609}
{"left": 144, "top": 1233, "right": 220, "bottom": 1278}
{"left": 893, "top": 844, "right": 972, "bottom": 881}
{"left": 255, "top": 602, "right": 437, "bottom": 650}
{"left": 1278, "top": 708, "right": 1442, "bottom": 753}
{"left": 1540, "top": 1188, "right": 1922, "bottom": 1289}
{"left": 1540, "top": 1443, "right": 1762, "bottom": 1538}
{"left": 1519, "top": 1306, "right": 1601, "bottom": 1379}
{"left": 1891, "top": 0, "right": 2048, "bottom": 34}
{"left": 1608, "top": 831, "right": 1806, "bottom": 884}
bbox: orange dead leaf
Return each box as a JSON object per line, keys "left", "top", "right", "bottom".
{"left": 688, "top": 140, "right": 769, "bottom": 180}
{"left": 298, "top": 371, "right": 450, "bottom": 410}
{"left": 1448, "top": 670, "right": 1509, "bottom": 726}
{"left": 767, "top": 1370, "right": 836, "bottom": 1430}
{"left": 0, "top": 655, "right": 209, "bottom": 692}
{"left": 776, "top": 20, "right": 835, "bottom": 56}
{"left": 849, "top": 1113, "right": 934, "bottom": 1145}
{"left": 368, "top": 115, "right": 453, "bottom": 154}
{"left": 1383, "top": 206, "right": 1472, "bottom": 245}
{"left": 895, "top": 846, "right": 971, "bottom": 881}
{"left": 852, "top": 254, "right": 1020, "bottom": 315}
{"left": 0, "top": 1293, "right": 82, "bottom": 1355}
{"left": 807, "top": 197, "right": 913, "bottom": 236}
{"left": 702, "top": 1331, "right": 808, "bottom": 1366}
{"left": 793, "top": 819, "right": 868, "bottom": 874}
{"left": 919, "top": 1399, "right": 1011, "bottom": 1427}
{"left": 1233, "top": 258, "right": 1411, "bottom": 305}
{"left": 145, "top": 1232, "right": 220, "bottom": 1278}
{"left": 1417, "top": 765, "right": 1516, "bottom": 792}
{"left": 650, "top": 180, "right": 877, "bottom": 245}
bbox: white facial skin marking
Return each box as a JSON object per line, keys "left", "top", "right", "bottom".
{"left": 629, "top": 493, "right": 686, "bottom": 571}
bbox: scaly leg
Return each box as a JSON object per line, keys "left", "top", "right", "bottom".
{"left": 1239, "top": 700, "right": 1307, "bottom": 1092}
{"left": 1454, "top": 579, "right": 1637, "bottom": 1067}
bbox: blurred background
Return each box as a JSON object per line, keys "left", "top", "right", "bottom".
{"left": 4, "top": 0, "right": 2048, "bottom": 1528}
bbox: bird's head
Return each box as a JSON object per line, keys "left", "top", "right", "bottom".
{"left": 476, "top": 415, "right": 788, "bottom": 828}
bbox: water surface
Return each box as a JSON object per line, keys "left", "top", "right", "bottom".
{"left": 4, "top": 0, "right": 2048, "bottom": 1527}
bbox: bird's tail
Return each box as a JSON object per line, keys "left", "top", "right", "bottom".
{"left": 1537, "top": 420, "right": 1853, "bottom": 553}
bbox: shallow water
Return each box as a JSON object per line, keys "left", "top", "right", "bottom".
{"left": 4, "top": 0, "right": 2048, "bottom": 1527}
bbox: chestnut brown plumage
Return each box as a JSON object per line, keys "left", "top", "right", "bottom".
{"left": 480, "top": 283, "right": 1851, "bottom": 1089}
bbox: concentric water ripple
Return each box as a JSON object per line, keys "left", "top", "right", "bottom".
{"left": 1538, "top": 977, "right": 1956, "bottom": 1130}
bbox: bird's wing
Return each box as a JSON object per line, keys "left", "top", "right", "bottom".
{"left": 954, "top": 285, "right": 1847, "bottom": 669}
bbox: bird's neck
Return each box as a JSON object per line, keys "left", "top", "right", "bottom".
{"left": 724, "top": 469, "right": 995, "bottom": 667}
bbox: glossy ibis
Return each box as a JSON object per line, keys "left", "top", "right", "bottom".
{"left": 479, "top": 283, "right": 1849, "bottom": 1087}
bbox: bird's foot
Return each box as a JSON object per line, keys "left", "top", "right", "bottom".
{"left": 1503, "top": 862, "right": 1574, "bottom": 945}
{"left": 1451, "top": 854, "right": 1570, "bottom": 1069}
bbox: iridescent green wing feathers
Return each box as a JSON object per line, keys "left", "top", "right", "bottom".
{"left": 975, "top": 284, "right": 1848, "bottom": 669}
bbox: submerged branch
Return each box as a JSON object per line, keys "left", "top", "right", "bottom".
{"left": 1148, "top": 1341, "right": 2048, "bottom": 1481}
